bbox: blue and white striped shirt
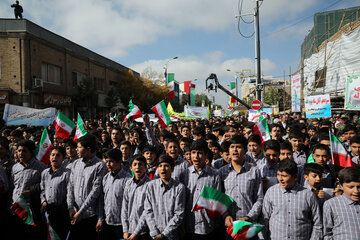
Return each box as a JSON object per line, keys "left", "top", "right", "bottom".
{"left": 40, "top": 166, "right": 70, "bottom": 205}
{"left": 67, "top": 156, "right": 107, "bottom": 219}
{"left": 323, "top": 194, "right": 360, "bottom": 240}
{"left": 219, "top": 163, "right": 263, "bottom": 221}
{"left": 122, "top": 175, "right": 151, "bottom": 235}
{"left": 144, "top": 178, "right": 185, "bottom": 240}
{"left": 100, "top": 169, "right": 131, "bottom": 225}
{"left": 262, "top": 183, "right": 322, "bottom": 240}
{"left": 179, "top": 165, "right": 221, "bottom": 235}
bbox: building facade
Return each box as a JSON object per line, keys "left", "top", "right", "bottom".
{"left": 0, "top": 19, "right": 139, "bottom": 118}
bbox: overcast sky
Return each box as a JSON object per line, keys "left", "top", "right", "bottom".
{"left": 2, "top": 0, "right": 359, "bottom": 107}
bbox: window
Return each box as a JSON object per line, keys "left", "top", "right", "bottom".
{"left": 72, "top": 72, "right": 87, "bottom": 87}
{"left": 314, "top": 67, "right": 327, "bottom": 88}
{"left": 42, "top": 63, "right": 62, "bottom": 84}
{"left": 94, "top": 77, "right": 104, "bottom": 91}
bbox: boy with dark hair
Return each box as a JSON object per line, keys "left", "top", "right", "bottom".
{"left": 269, "top": 123, "right": 284, "bottom": 142}
{"left": 97, "top": 149, "right": 131, "bottom": 240}
{"left": 144, "top": 155, "right": 185, "bottom": 240}
{"left": 63, "top": 140, "right": 78, "bottom": 169}
{"left": 262, "top": 159, "right": 322, "bottom": 240}
{"left": 350, "top": 135, "right": 360, "bottom": 167}
{"left": 311, "top": 144, "right": 336, "bottom": 188}
{"left": 183, "top": 146, "right": 191, "bottom": 163}
{"left": 245, "top": 134, "right": 266, "bottom": 166}
{"left": 67, "top": 135, "right": 107, "bottom": 240}
{"left": 243, "top": 122, "right": 254, "bottom": 139}
{"left": 279, "top": 141, "right": 293, "bottom": 161}
{"left": 341, "top": 124, "right": 358, "bottom": 152}
{"left": 120, "top": 140, "right": 132, "bottom": 171}
{"left": 212, "top": 141, "right": 231, "bottom": 169}
{"left": 289, "top": 129, "right": 307, "bottom": 166}
{"left": 41, "top": 146, "right": 71, "bottom": 239}
{"left": 220, "top": 135, "right": 263, "bottom": 229}
{"left": 323, "top": 167, "right": 360, "bottom": 239}
{"left": 143, "top": 145, "right": 158, "bottom": 180}
{"left": 258, "top": 140, "right": 280, "bottom": 192}
{"left": 180, "top": 125, "right": 191, "bottom": 138}
{"left": 122, "top": 155, "right": 151, "bottom": 240}
{"left": 180, "top": 140, "right": 222, "bottom": 239}
{"left": 12, "top": 139, "right": 46, "bottom": 238}
{"left": 303, "top": 163, "right": 332, "bottom": 209}
{"left": 165, "top": 139, "right": 185, "bottom": 179}
{"left": 209, "top": 141, "right": 221, "bottom": 161}
{"left": 179, "top": 137, "right": 192, "bottom": 152}
{"left": 192, "top": 126, "right": 206, "bottom": 140}
{"left": 205, "top": 133, "right": 217, "bottom": 147}
{"left": 111, "top": 127, "right": 124, "bottom": 150}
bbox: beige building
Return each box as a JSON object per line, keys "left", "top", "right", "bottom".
{"left": 0, "top": 19, "right": 139, "bottom": 118}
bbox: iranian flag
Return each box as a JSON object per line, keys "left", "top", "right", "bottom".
{"left": 329, "top": 132, "right": 355, "bottom": 167}
{"left": 12, "top": 194, "right": 36, "bottom": 226}
{"left": 193, "top": 186, "right": 233, "bottom": 219}
{"left": 45, "top": 213, "right": 61, "bottom": 240}
{"left": 253, "top": 114, "right": 271, "bottom": 145}
{"left": 124, "top": 99, "right": 142, "bottom": 121}
{"left": 74, "top": 113, "right": 87, "bottom": 142}
{"left": 152, "top": 100, "right": 171, "bottom": 128}
{"left": 53, "top": 112, "right": 75, "bottom": 138}
{"left": 34, "top": 128, "right": 53, "bottom": 165}
{"left": 230, "top": 82, "right": 236, "bottom": 103}
{"left": 167, "top": 73, "right": 175, "bottom": 100}
{"left": 226, "top": 220, "right": 263, "bottom": 240}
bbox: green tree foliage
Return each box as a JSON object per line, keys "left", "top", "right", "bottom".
{"left": 264, "top": 87, "right": 282, "bottom": 105}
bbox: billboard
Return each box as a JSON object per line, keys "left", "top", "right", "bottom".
{"left": 291, "top": 72, "right": 301, "bottom": 112}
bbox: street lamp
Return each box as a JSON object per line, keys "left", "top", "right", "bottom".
{"left": 164, "top": 56, "right": 178, "bottom": 82}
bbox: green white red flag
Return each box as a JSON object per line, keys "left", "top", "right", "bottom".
{"left": 253, "top": 114, "right": 271, "bottom": 145}
{"left": 226, "top": 220, "right": 263, "bottom": 240}
{"left": 167, "top": 73, "right": 175, "bottom": 100}
{"left": 45, "top": 212, "right": 61, "bottom": 240}
{"left": 329, "top": 132, "right": 355, "bottom": 167}
{"left": 230, "top": 82, "right": 236, "bottom": 103}
{"left": 74, "top": 113, "right": 87, "bottom": 142}
{"left": 12, "top": 194, "right": 36, "bottom": 226}
{"left": 124, "top": 99, "right": 142, "bottom": 121}
{"left": 53, "top": 112, "right": 75, "bottom": 138}
{"left": 34, "top": 128, "right": 53, "bottom": 165}
{"left": 193, "top": 186, "right": 233, "bottom": 219}
{"left": 151, "top": 100, "right": 171, "bottom": 128}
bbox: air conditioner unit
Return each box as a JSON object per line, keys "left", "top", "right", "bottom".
{"left": 33, "top": 78, "right": 43, "bottom": 88}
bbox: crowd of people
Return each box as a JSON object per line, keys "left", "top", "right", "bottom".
{"left": 0, "top": 111, "right": 359, "bottom": 240}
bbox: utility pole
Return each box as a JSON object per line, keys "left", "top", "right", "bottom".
{"left": 255, "top": 0, "right": 262, "bottom": 102}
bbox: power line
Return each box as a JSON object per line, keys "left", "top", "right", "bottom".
{"left": 264, "top": 0, "right": 345, "bottom": 38}
{"left": 236, "top": 0, "right": 255, "bottom": 38}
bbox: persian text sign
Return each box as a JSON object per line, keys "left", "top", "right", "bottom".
{"left": 344, "top": 75, "right": 360, "bottom": 110}
{"left": 305, "top": 94, "right": 331, "bottom": 118}
{"left": 3, "top": 104, "right": 56, "bottom": 126}
{"left": 291, "top": 72, "right": 301, "bottom": 112}
{"left": 184, "top": 106, "right": 208, "bottom": 119}
{"left": 44, "top": 93, "right": 72, "bottom": 106}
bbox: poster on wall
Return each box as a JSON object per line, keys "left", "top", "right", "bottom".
{"left": 305, "top": 94, "right": 331, "bottom": 118}
{"left": 344, "top": 75, "right": 360, "bottom": 110}
{"left": 291, "top": 72, "right": 301, "bottom": 112}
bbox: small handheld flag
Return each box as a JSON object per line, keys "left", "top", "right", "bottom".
{"left": 151, "top": 100, "right": 171, "bottom": 128}
{"left": 193, "top": 186, "right": 233, "bottom": 219}
{"left": 226, "top": 220, "right": 264, "bottom": 240}
{"left": 12, "top": 194, "right": 36, "bottom": 226}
